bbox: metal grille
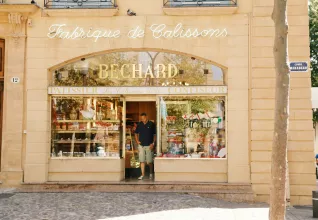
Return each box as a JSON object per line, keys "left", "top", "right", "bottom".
{"left": 163, "top": 0, "right": 237, "bottom": 7}
{"left": 44, "top": 0, "right": 116, "bottom": 9}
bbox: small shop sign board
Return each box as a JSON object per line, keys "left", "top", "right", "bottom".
{"left": 289, "top": 62, "right": 308, "bottom": 72}
{"left": 48, "top": 86, "right": 228, "bottom": 95}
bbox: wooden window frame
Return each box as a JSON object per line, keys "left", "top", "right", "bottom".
{"left": 0, "top": 39, "right": 4, "bottom": 78}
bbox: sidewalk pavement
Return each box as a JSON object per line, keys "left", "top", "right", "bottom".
{"left": 0, "top": 189, "right": 314, "bottom": 220}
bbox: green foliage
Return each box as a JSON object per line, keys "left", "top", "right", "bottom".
{"left": 189, "top": 98, "right": 217, "bottom": 114}
{"left": 166, "top": 102, "right": 188, "bottom": 131}
{"left": 56, "top": 98, "right": 82, "bottom": 114}
{"left": 310, "top": 0, "right": 318, "bottom": 87}
{"left": 189, "top": 98, "right": 219, "bottom": 135}
{"left": 310, "top": 0, "right": 318, "bottom": 123}
{"left": 161, "top": 54, "right": 206, "bottom": 86}
{"left": 314, "top": 110, "right": 318, "bottom": 127}
{"left": 164, "top": 97, "right": 223, "bottom": 133}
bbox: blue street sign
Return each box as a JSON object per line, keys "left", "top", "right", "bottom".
{"left": 289, "top": 62, "right": 308, "bottom": 72}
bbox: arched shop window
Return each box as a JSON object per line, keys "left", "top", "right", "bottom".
{"left": 52, "top": 51, "right": 225, "bottom": 87}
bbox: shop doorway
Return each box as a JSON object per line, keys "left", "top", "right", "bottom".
{"left": 125, "top": 101, "right": 156, "bottom": 180}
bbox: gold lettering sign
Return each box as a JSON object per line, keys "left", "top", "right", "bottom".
{"left": 145, "top": 65, "right": 154, "bottom": 78}
{"left": 132, "top": 64, "right": 142, "bottom": 78}
{"left": 120, "top": 64, "right": 130, "bottom": 78}
{"left": 157, "top": 64, "right": 166, "bottom": 78}
{"left": 99, "top": 64, "right": 108, "bottom": 79}
{"left": 110, "top": 64, "right": 119, "bottom": 79}
{"left": 99, "top": 63, "right": 178, "bottom": 79}
{"left": 168, "top": 64, "right": 178, "bottom": 78}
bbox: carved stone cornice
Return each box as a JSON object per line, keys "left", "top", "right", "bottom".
{"left": 0, "top": 4, "right": 39, "bottom": 14}
{"left": 0, "top": 4, "right": 39, "bottom": 39}
{"left": 8, "top": 12, "right": 25, "bottom": 37}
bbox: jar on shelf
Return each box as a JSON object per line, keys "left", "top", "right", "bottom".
{"left": 61, "top": 123, "right": 66, "bottom": 130}
{"left": 69, "top": 107, "right": 77, "bottom": 120}
{"left": 56, "top": 113, "right": 65, "bottom": 120}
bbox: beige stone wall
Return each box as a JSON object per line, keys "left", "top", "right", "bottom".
{"left": 155, "top": 159, "right": 227, "bottom": 182}
{"left": 251, "top": 0, "right": 315, "bottom": 205}
{"left": 48, "top": 159, "right": 125, "bottom": 182}
{"left": 0, "top": 13, "right": 27, "bottom": 185}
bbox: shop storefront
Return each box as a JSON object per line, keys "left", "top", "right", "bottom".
{"left": 0, "top": 0, "right": 315, "bottom": 205}
{"left": 47, "top": 51, "right": 227, "bottom": 182}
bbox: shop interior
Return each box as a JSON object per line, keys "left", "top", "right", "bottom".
{"left": 50, "top": 96, "right": 226, "bottom": 181}
{"left": 158, "top": 97, "right": 226, "bottom": 159}
{"left": 125, "top": 101, "right": 156, "bottom": 180}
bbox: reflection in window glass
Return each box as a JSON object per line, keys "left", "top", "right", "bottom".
{"left": 159, "top": 96, "right": 226, "bottom": 159}
{"left": 51, "top": 97, "right": 123, "bottom": 158}
{"left": 52, "top": 51, "right": 225, "bottom": 87}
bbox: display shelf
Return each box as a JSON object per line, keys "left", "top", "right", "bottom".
{"left": 53, "top": 140, "right": 119, "bottom": 144}
{"left": 56, "top": 120, "right": 120, "bottom": 123}
{"left": 166, "top": 128, "right": 186, "bottom": 155}
{"left": 167, "top": 140, "right": 183, "bottom": 143}
{"left": 155, "top": 157, "right": 227, "bottom": 160}
{"left": 50, "top": 157, "right": 121, "bottom": 160}
{"left": 53, "top": 130, "right": 120, "bottom": 134}
{"left": 51, "top": 97, "right": 124, "bottom": 159}
{"left": 167, "top": 135, "right": 184, "bottom": 137}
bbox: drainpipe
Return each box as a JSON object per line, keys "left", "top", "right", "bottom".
{"left": 21, "top": 13, "right": 29, "bottom": 183}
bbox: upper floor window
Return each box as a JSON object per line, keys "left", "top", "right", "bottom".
{"left": 163, "top": 0, "right": 237, "bottom": 8}
{"left": 44, "top": 0, "right": 116, "bottom": 9}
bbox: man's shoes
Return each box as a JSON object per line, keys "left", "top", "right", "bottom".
{"left": 138, "top": 176, "right": 144, "bottom": 180}
{"left": 149, "top": 174, "right": 153, "bottom": 180}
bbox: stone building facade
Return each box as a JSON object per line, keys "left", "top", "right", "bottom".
{"left": 0, "top": 0, "right": 315, "bottom": 205}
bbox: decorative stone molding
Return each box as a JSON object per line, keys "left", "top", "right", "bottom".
{"left": 8, "top": 12, "right": 24, "bottom": 37}
{"left": 42, "top": 8, "right": 118, "bottom": 17}
{"left": 0, "top": 4, "right": 39, "bottom": 44}
{"left": 162, "top": 7, "right": 238, "bottom": 16}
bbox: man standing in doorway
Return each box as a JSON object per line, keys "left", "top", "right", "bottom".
{"left": 135, "top": 113, "right": 156, "bottom": 180}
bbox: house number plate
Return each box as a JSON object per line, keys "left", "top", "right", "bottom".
{"left": 11, "top": 77, "right": 20, "bottom": 83}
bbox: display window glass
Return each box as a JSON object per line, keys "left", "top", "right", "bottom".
{"left": 51, "top": 96, "right": 123, "bottom": 158}
{"left": 52, "top": 51, "right": 224, "bottom": 87}
{"left": 158, "top": 96, "right": 226, "bottom": 159}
